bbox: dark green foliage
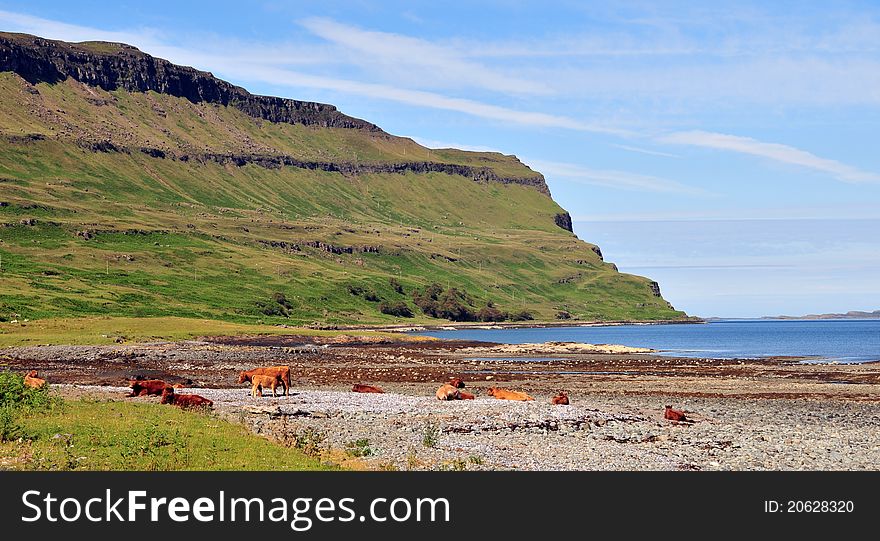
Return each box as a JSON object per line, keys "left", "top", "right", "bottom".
{"left": 272, "top": 292, "right": 291, "bottom": 309}
{"left": 509, "top": 310, "right": 534, "bottom": 321}
{"left": 378, "top": 301, "right": 413, "bottom": 318}
{"left": 412, "top": 283, "right": 477, "bottom": 321}
{"left": 344, "top": 438, "right": 373, "bottom": 458}
{"left": 389, "top": 277, "right": 404, "bottom": 294}
{"left": 256, "top": 292, "right": 292, "bottom": 317}
{"left": 0, "top": 406, "right": 23, "bottom": 442}
{"left": 0, "top": 371, "right": 56, "bottom": 411}
{"left": 347, "top": 284, "right": 380, "bottom": 302}
{"left": 363, "top": 290, "right": 380, "bottom": 302}
{"left": 477, "top": 304, "right": 506, "bottom": 322}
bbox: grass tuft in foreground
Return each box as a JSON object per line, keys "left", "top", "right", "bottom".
{"left": 0, "top": 372, "right": 333, "bottom": 470}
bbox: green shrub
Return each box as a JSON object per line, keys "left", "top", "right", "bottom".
{"left": 477, "top": 304, "right": 506, "bottom": 322}
{"left": 389, "top": 277, "right": 404, "bottom": 294}
{"left": 509, "top": 310, "right": 534, "bottom": 321}
{"left": 0, "top": 371, "right": 57, "bottom": 411}
{"left": 379, "top": 301, "right": 413, "bottom": 317}
{"left": 0, "top": 406, "right": 23, "bottom": 442}
{"left": 344, "top": 438, "right": 373, "bottom": 458}
{"left": 422, "top": 421, "right": 440, "bottom": 448}
{"left": 412, "top": 284, "right": 477, "bottom": 321}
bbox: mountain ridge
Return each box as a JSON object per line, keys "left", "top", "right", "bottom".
{"left": 0, "top": 32, "right": 684, "bottom": 325}
{"left": 0, "top": 31, "right": 381, "bottom": 131}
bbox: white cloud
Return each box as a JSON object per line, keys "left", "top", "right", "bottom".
{"left": 0, "top": 10, "right": 628, "bottom": 136}
{"left": 524, "top": 158, "right": 708, "bottom": 195}
{"left": 660, "top": 130, "right": 880, "bottom": 183}
{"left": 298, "top": 17, "right": 551, "bottom": 95}
{"left": 611, "top": 144, "right": 679, "bottom": 158}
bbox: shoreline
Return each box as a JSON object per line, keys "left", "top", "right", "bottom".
{"left": 346, "top": 317, "right": 706, "bottom": 334}
{"left": 3, "top": 333, "right": 878, "bottom": 470}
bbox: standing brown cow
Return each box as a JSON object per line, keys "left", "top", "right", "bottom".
{"left": 251, "top": 374, "right": 280, "bottom": 397}
{"left": 238, "top": 366, "right": 291, "bottom": 396}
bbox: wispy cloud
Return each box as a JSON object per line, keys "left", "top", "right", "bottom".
{"left": 405, "top": 136, "right": 506, "bottom": 154}
{"left": 659, "top": 130, "right": 880, "bottom": 183}
{"left": 223, "top": 63, "right": 631, "bottom": 135}
{"left": 0, "top": 10, "right": 629, "bottom": 136}
{"left": 524, "top": 158, "right": 709, "bottom": 195}
{"left": 612, "top": 144, "right": 679, "bottom": 158}
{"left": 298, "top": 17, "right": 551, "bottom": 95}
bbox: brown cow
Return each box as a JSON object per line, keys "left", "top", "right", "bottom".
{"left": 664, "top": 405, "right": 694, "bottom": 423}
{"left": 251, "top": 374, "right": 280, "bottom": 397}
{"left": 128, "top": 379, "right": 167, "bottom": 397}
{"left": 435, "top": 383, "right": 461, "bottom": 401}
{"left": 459, "top": 391, "right": 475, "bottom": 400}
{"left": 487, "top": 387, "right": 534, "bottom": 401}
{"left": 24, "top": 370, "right": 47, "bottom": 389}
{"left": 351, "top": 383, "right": 385, "bottom": 393}
{"left": 551, "top": 392, "right": 570, "bottom": 405}
{"left": 448, "top": 377, "right": 465, "bottom": 389}
{"left": 238, "top": 366, "right": 291, "bottom": 396}
{"left": 160, "top": 387, "right": 213, "bottom": 409}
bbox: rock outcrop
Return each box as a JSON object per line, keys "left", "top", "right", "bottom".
{"left": 0, "top": 32, "right": 380, "bottom": 131}
{"left": 554, "top": 211, "right": 573, "bottom": 232}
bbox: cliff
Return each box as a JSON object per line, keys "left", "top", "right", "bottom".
{"left": 0, "top": 31, "right": 380, "bottom": 131}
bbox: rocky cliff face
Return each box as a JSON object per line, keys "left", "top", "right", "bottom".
{"left": 0, "top": 32, "right": 381, "bottom": 131}
{"left": 554, "top": 211, "right": 573, "bottom": 232}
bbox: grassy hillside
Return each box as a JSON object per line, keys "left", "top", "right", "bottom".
{"left": 0, "top": 68, "right": 685, "bottom": 326}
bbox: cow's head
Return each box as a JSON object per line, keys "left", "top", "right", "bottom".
{"left": 449, "top": 377, "right": 465, "bottom": 389}
{"left": 26, "top": 370, "right": 38, "bottom": 378}
{"left": 486, "top": 387, "right": 497, "bottom": 396}
{"left": 237, "top": 372, "right": 250, "bottom": 384}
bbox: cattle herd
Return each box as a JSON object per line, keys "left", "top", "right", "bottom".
{"left": 16, "top": 369, "right": 696, "bottom": 420}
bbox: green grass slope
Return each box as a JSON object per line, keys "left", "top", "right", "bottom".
{"left": 0, "top": 70, "right": 685, "bottom": 325}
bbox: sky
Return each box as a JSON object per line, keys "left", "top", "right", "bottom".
{"left": 1, "top": 0, "right": 878, "bottom": 317}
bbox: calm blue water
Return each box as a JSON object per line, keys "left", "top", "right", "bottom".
{"left": 414, "top": 319, "right": 880, "bottom": 364}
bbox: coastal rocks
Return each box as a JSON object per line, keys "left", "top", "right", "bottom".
{"left": 649, "top": 281, "right": 663, "bottom": 298}
{"left": 460, "top": 341, "right": 654, "bottom": 355}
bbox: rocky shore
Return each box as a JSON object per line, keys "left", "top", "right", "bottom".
{"left": 5, "top": 334, "right": 879, "bottom": 470}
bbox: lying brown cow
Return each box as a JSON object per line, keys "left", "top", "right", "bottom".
{"left": 352, "top": 383, "right": 384, "bottom": 393}
{"left": 251, "top": 374, "right": 280, "bottom": 397}
{"left": 160, "top": 387, "right": 213, "bottom": 409}
{"left": 436, "top": 383, "right": 461, "bottom": 401}
{"left": 238, "top": 366, "right": 290, "bottom": 396}
{"left": 664, "top": 405, "right": 694, "bottom": 423}
{"left": 551, "top": 392, "right": 570, "bottom": 405}
{"left": 128, "top": 379, "right": 167, "bottom": 397}
{"left": 436, "top": 378, "right": 474, "bottom": 400}
{"left": 24, "top": 370, "right": 47, "bottom": 389}
{"left": 487, "top": 387, "right": 534, "bottom": 401}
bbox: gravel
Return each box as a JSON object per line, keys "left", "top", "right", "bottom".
{"left": 63, "top": 384, "right": 880, "bottom": 471}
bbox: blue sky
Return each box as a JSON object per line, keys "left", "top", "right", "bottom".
{"left": 2, "top": 1, "right": 878, "bottom": 317}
